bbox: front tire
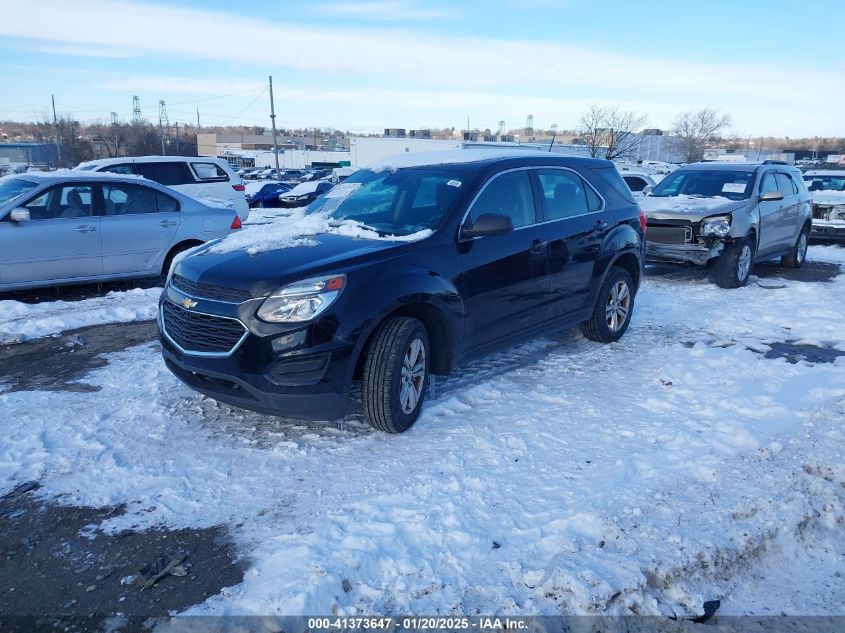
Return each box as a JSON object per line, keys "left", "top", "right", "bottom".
{"left": 712, "top": 237, "right": 754, "bottom": 288}
{"left": 781, "top": 226, "right": 809, "bottom": 268}
{"left": 362, "top": 316, "right": 429, "bottom": 433}
{"left": 581, "top": 267, "right": 635, "bottom": 343}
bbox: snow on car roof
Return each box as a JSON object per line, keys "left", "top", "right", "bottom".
{"left": 284, "top": 180, "right": 322, "bottom": 196}
{"left": 367, "top": 148, "right": 562, "bottom": 172}
{"left": 8, "top": 169, "right": 149, "bottom": 182}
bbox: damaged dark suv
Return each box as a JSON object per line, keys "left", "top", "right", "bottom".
{"left": 158, "top": 152, "right": 645, "bottom": 432}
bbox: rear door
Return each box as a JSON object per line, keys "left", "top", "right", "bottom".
{"left": 0, "top": 183, "right": 102, "bottom": 284}
{"left": 99, "top": 182, "right": 182, "bottom": 275}
{"left": 775, "top": 172, "right": 802, "bottom": 247}
{"left": 457, "top": 169, "right": 550, "bottom": 352}
{"left": 534, "top": 168, "right": 606, "bottom": 319}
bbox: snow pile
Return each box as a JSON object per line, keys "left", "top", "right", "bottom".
{"left": 1, "top": 247, "right": 844, "bottom": 617}
{"left": 206, "top": 209, "right": 433, "bottom": 256}
{"left": 0, "top": 286, "right": 161, "bottom": 344}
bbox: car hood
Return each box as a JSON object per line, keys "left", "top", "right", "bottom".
{"left": 175, "top": 232, "right": 414, "bottom": 297}
{"left": 640, "top": 195, "right": 745, "bottom": 222}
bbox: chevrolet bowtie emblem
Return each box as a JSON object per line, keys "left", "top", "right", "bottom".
{"left": 181, "top": 297, "right": 198, "bottom": 309}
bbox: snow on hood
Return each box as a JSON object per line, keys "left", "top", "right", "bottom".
{"left": 640, "top": 194, "right": 743, "bottom": 221}
{"left": 206, "top": 209, "right": 433, "bottom": 255}
{"left": 284, "top": 180, "right": 322, "bottom": 196}
{"left": 811, "top": 190, "right": 845, "bottom": 206}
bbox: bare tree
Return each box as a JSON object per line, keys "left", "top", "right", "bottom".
{"left": 671, "top": 107, "right": 732, "bottom": 163}
{"left": 92, "top": 120, "right": 129, "bottom": 158}
{"left": 575, "top": 105, "right": 648, "bottom": 161}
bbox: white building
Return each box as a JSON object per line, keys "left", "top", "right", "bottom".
{"left": 350, "top": 137, "right": 463, "bottom": 167}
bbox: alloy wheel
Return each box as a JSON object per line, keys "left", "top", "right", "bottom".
{"left": 605, "top": 281, "right": 631, "bottom": 332}
{"left": 737, "top": 244, "right": 752, "bottom": 281}
{"left": 399, "top": 337, "right": 426, "bottom": 414}
{"left": 797, "top": 233, "right": 808, "bottom": 264}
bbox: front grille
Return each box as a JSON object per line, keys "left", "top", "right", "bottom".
{"left": 161, "top": 301, "right": 248, "bottom": 355}
{"left": 171, "top": 274, "right": 253, "bottom": 303}
{"left": 647, "top": 226, "right": 690, "bottom": 245}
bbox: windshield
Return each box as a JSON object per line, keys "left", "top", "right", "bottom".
{"left": 804, "top": 174, "right": 845, "bottom": 192}
{"left": 0, "top": 178, "right": 38, "bottom": 206}
{"left": 651, "top": 169, "right": 755, "bottom": 201}
{"left": 305, "top": 167, "right": 469, "bottom": 236}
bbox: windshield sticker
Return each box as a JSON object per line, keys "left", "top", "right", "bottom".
{"left": 324, "top": 182, "right": 362, "bottom": 199}
{"left": 447, "top": 179, "right": 462, "bottom": 188}
{"left": 722, "top": 183, "right": 746, "bottom": 194}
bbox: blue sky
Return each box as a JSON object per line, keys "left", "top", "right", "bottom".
{"left": 1, "top": 0, "right": 843, "bottom": 136}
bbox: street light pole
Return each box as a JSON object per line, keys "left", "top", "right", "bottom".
{"left": 269, "top": 75, "right": 280, "bottom": 173}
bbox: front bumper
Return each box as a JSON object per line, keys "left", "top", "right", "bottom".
{"left": 158, "top": 286, "right": 356, "bottom": 421}
{"left": 645, "top": 240, "right": 724, "bottom": 265}
{"left": 810, "top": 221, "right": 845, "bottom": 241}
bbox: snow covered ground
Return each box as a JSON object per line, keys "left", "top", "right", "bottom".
{"left": 1, "top": 246, "right": 844, "bottom": 618}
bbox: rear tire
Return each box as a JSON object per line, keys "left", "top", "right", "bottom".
{"left": 362, "top": 316, "right": 430, "bottom": 433}
{"left": 581, "top": 267, "right": 635, "bottom": 343}
{"left": 781, "top": 227, "right": 809, "bottom": 269}
{"left": 712, "top": 237, "right": 754, "bottom": 288}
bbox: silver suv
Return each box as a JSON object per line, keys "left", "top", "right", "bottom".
{"left": 640, "top": 162, "right": 812, "bottom": 288}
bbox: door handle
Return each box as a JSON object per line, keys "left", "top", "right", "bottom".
{"left": 73, "top": 225, "right": 96, "bottom": 233}
{"left": 529, "top": 239, "right": 548, "bottom": 253}
{"left": 159, "top": 220, "right": 177, "bottom": 227}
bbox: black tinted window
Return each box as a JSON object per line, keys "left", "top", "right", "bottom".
{"left": 469, "top": 170, "right": 536, "bottom": 229}
{"left": 135, "top": 162, "right": 193, "bottom": 186}
{"left": 536, "top": 169, "right": 589, "bottom": 220}
{"left": 101, "top": 164, "right": 134, "bottom": 175}
{"left": 623, "top": 176, "right": 647, "bottom": 192}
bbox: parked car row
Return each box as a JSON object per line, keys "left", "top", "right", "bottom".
{"left": 803, "top": 169, "right": 845, "bottom": 241}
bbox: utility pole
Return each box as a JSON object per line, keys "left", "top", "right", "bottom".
{"left": 132, "top": 95, "right": 142, "bottom": 125}
{"left": 268, "top": 75, "right": 280, "bottom": 172}
{"left": 548, "top": 124, "right": 558, "bottom": 152}
{"left": 196, "top": 108, "right": 201, "bottom": 133}
{"left": 51, "top": 94, "right": 62, "bottom": 166}
{"left": 158, "top": 100, "right": 169, "bottom": 155}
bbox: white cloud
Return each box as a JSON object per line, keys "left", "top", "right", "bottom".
{"left": 0, "top": 0, "right": 841, "bottom": 136}
{"left": 314, "top": 1, "right": 461, "bottom": 20}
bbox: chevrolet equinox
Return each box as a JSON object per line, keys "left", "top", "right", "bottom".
{"left": 159, "top": 152, "right": 646, "bottom": 432}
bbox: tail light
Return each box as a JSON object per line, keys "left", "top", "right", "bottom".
{"left": 232, "top": 184, "right": 245, "bottom": 192}
{"left": 639, "top": 209, "right": 647, "bottom": 234}
{"left": 231, "top": 215, "right": 242, "bottom": 230}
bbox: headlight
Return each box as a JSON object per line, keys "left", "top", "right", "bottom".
{"left": 701, "top": 214, "right": 732, "bottom": 237}
{"left": 296, "top": 194, "right": 310, "bottom": 200}
{"left": 833, "top": 205, "right": 845, "bottom": 221}
{"left": 256, "top": 274, "right": 346, "bottom": 323}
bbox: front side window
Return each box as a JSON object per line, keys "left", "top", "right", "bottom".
{"left": 467, "top": 170, "right": 536, "bottom": 229}
{"left": 536, "top": 169, "right": 592, "bottom": 220}
{"left": 775, "top": 173, "right": 797, "bottom": 196}
{"left": 23, "top": 184, "right": 93, "bottom": 220}
{"left": 760, "top": 172, "right": 778, "bottom": 194}
{"left": 652, "top": 169, "right": 755, "bottom": 201}
{"left": 306, "top": 167, "right": 469, "bottom": 236}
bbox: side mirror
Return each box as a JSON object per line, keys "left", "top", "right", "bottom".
{"left": 642, "top": 185, "right": 653, "bottom": 195}
{"left": 759, "top": 191, "right": 784, "bottom": 202}
{"left": 462, "top": 213, "right": 514, "bottom": 238}
{"left": 9, "top": 208, "right": 30, "bottom": 222}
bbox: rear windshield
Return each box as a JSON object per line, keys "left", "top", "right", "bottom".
{"left": 0, "top": 178, "right": 38, "bottom": 205}
{"left": 306, "top": 167, "right": 470, "bottom": 236}
{"left": 804, "top": 174, "right": 845, "bottom": 192}
{"left": 652, "top": 169, "right": 755, "bottom": 201}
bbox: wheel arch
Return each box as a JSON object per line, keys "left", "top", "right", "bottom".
{"left": 162, "top": 239, "right": 204, "bottom": 275}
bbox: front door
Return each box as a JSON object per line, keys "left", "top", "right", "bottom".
{"left": 757, "top": 171, "right": 790, "bottom": 257}
{"left": 99, "top": 182, "right": 182, "bottom": 275}
{"left": 457, "top": 169, "right": 550, "bottom": 353}
{"left": 0, "top": 183, "right": 102, "bottom": 285}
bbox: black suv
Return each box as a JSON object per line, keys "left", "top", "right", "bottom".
{"left": 159, "top": 153, "right": 645, "bottom": 432}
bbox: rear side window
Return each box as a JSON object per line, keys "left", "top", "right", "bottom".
{"left": 191, "top": 162, "right": 230, "bottom": 182}
{"left": 595, "top": 167, "right": 635, "bottom": 203}
{"left": 102, "top": 183, "right": 181, "bottom": 214}
{"left": 134, "top": 162, "right": 194, "bottom": 186}
{"left": 536, "top": 169, "right": 590, "bottom": 220}
{"left": 468, "top": 170, "right": 536, "bottom": 229}
{"left": 623, "top": 176, "right": 647, "bottom": 192}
